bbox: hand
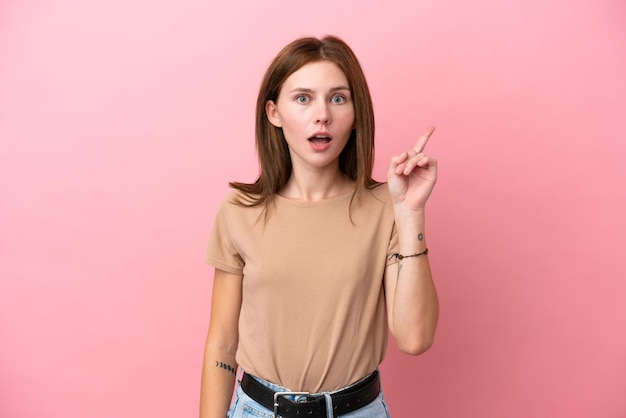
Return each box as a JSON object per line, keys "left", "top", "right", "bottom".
{"left": 387, "top": 126, "right": 438, "bottom": 211}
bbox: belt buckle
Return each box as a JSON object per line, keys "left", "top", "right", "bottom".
{"left": 273, "top": 391, "right": 310, "bottom": 418}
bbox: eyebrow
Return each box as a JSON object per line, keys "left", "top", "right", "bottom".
{"left": 288, "top": 86, "right": 351, "bottom": 94}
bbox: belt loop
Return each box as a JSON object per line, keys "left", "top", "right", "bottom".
{"left": 323, "top": 393, "right": 334, "bottom": 418}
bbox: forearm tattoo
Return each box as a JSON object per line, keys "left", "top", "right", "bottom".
{"left": 215, "top": 361, "right": 236, "bottom": 374}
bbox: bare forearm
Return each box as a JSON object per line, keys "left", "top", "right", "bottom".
{"left": 391, "top": 208, "right": 439, "bottom": 354}
{"left": 199, "top": 345, "right": 238, "bottom": 418}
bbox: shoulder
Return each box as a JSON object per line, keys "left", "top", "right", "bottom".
{"left": 363, "top": 183, "right": 392, "bottom": 205}
{"left": 218, "top": 189, "right": 263, "bottom": 209}
{"left": 349, "top": 183, "right": 394, "bottom": 222}
{"left": 214, "top": 190, "right": 266, "bottom": 227}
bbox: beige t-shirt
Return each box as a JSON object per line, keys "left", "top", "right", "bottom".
{"left": 206, "top": 184, "right": 398, "bottom": 392}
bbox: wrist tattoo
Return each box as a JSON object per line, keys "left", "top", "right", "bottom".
{"left": 418, "top": 233, "right": 424, "bottom": 241}
{"left": 215, "top": 361, "right": 236, "bottom": 374}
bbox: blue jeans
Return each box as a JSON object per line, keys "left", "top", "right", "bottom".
{"left": 227, "top": 371, "right": 391, "bottom": 418}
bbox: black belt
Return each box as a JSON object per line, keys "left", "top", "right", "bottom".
{"left": 240, "top": 370, "right": 381, "bottom": 418}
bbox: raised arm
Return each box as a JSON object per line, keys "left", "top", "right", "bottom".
{"left": 384, "top": 126, "right": 439, "bottom": 355}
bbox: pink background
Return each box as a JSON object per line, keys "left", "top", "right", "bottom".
{"left": 1, "top": 0, "right": 625, "bottom": 417}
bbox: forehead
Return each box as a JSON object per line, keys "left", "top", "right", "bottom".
{"left": 281, "top": 61, "right": 349, "bottom": 90}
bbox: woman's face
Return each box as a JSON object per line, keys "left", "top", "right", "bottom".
{"left": 266, "top": 60, "right": 355, "bottom": 173}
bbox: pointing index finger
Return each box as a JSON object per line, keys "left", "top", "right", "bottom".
{"left": 413, "top": 126, "right": 436, "bottom": 153}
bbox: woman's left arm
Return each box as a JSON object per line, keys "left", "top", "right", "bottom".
{"left": 384, "top": 126, "right": 439, "bottom": 355}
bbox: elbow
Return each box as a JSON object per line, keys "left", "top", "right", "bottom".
{"left": 391, "top": 309, "right": 439, "bottom": 355}
{"left": 396, "top": 335, "right": 435, "bottom": 356}
{"left": 393, "top": 321, "right": 437, "bottom": 355}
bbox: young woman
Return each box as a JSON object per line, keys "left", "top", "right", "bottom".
{"left": 200, "top": 35, "right": 439, "bottom": 418}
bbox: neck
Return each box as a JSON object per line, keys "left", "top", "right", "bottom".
{"left": 280, "top": 165, "right": 354, "bottom": 202}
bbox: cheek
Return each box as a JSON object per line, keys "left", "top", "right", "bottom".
{"left": 338, "top": 108, "right": 355, "bottom": 129}
{"left": 342, "top": 103, "right": 355, "bottom": 121}
{"left": 278, "top": 107, "right": 306, "bottom": 127}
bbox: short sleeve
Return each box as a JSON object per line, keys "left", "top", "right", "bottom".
{"left": 205, "top": 199, "right": 245, "bottom": 275}
{"left": 385, "top": 222, "right": 399, "bottom": 266}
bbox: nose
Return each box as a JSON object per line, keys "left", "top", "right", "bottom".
{"left": 315, "top": 102, "right": 331, "bottom": 125}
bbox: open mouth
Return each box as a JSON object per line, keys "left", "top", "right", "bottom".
{"left": 308, "top": 134, "right": 332, "bottom": 145}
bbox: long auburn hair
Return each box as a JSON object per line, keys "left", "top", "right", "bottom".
{"left": 230, "top": 35, "right": 380, "bottom": 210}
